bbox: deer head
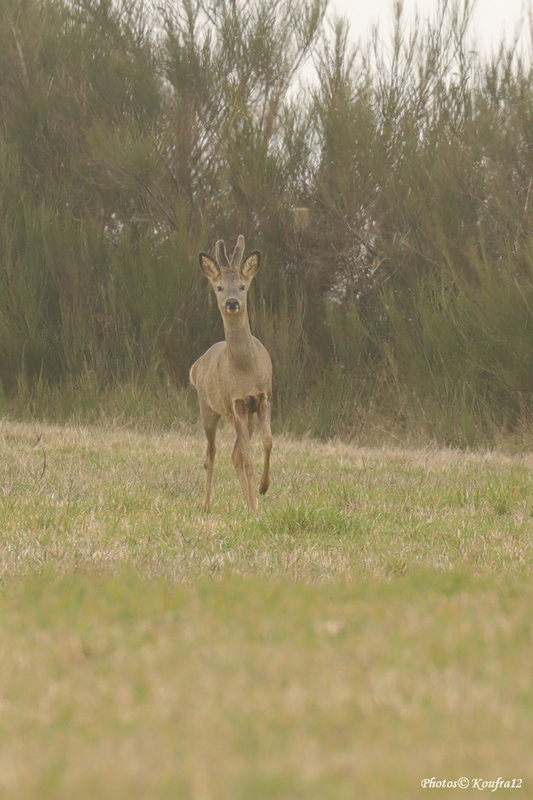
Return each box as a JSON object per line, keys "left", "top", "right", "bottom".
{"left": 199, "top": 235, "right": 260, "bottom": 318}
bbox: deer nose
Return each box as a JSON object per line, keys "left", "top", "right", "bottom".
{"left": 225, "top": 298, "right": 240, "bottom": 313}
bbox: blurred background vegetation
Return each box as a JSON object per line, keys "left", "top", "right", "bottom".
{"left": 0, "top": 0, "right": 532, "bottom": 445}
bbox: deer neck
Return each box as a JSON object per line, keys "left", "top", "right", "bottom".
{"left": 222, "top": 312, "right": 255, "bottom": 370}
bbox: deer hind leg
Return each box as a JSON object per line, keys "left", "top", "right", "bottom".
{"left": 200, "top": 405, "right": 220, "bottom": 512}
{"left": 231, "top": 438, "right": 249, "bottom": 506}
{"left": 232, "top": 399, "right": 257, "bottom": 513}
{"left": 257, "top": 396, "right": 272, "bottom": 495}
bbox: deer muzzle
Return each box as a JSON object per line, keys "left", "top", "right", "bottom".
{"left": 225, "top": 298, "right": 240, "bottom": 314}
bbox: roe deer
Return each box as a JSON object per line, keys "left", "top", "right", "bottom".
{"left": 189, "top": 235, "right": 272, "bottom": 513}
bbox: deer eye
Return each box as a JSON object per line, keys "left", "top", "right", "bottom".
{"left": 239, "top": 285, "right": 245, "bottom": 291}
{"left": 217, "top": 286, "right": 223, "bottom": 292}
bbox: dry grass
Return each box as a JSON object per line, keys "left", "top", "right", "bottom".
{"left": 1, "top": 419, "right": 531, "bottom": 582}
{"left": 0, "top": 419, "right": 531, "bottom": 798}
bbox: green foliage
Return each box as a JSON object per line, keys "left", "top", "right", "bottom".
{"left": 0, "top": 0, "right": 532, "bottom": 444}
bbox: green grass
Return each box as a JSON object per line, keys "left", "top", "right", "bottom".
{"left": 0, "top": 420, "right": 531, "bottom": 798}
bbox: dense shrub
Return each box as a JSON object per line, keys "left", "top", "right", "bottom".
{"left": 0, "top": 0, "right": 531, "bottom": 444}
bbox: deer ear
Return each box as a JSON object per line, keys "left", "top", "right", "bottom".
{"left": 241, "top": 250, "right": 260, "bottom": 280}
{"left": 199, "top": 252, "right": 220, "bottom": 280}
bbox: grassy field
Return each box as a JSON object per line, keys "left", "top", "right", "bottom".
{"left": 0, "top": 419, "right": 531, "bottom": 799}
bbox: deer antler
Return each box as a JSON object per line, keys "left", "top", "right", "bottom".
{"left": 215, "top": 239, "right": 230, "bottom": 269}
{"left": 231, "top": 234, "right": 245, "bottom": 267}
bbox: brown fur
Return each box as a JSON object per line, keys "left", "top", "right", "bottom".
{"left": 189, "top": 235, "right": 273, "bottom": 513}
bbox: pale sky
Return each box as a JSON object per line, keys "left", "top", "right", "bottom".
{"left": 330, "top": 0, "right": 531, "bottom": 54}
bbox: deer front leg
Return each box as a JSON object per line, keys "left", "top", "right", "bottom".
{"left": 257, "top": 397, "right": 272, "bottom": 495}
{"left": 200, "top": 406, "right": 220, "bottom": 512}
{"left": 232, "top": 400, "right": 257, "bottom": 513}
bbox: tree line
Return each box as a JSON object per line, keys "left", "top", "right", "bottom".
{"left": 0, "top": 0, "right": 532, "bottom": 444}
